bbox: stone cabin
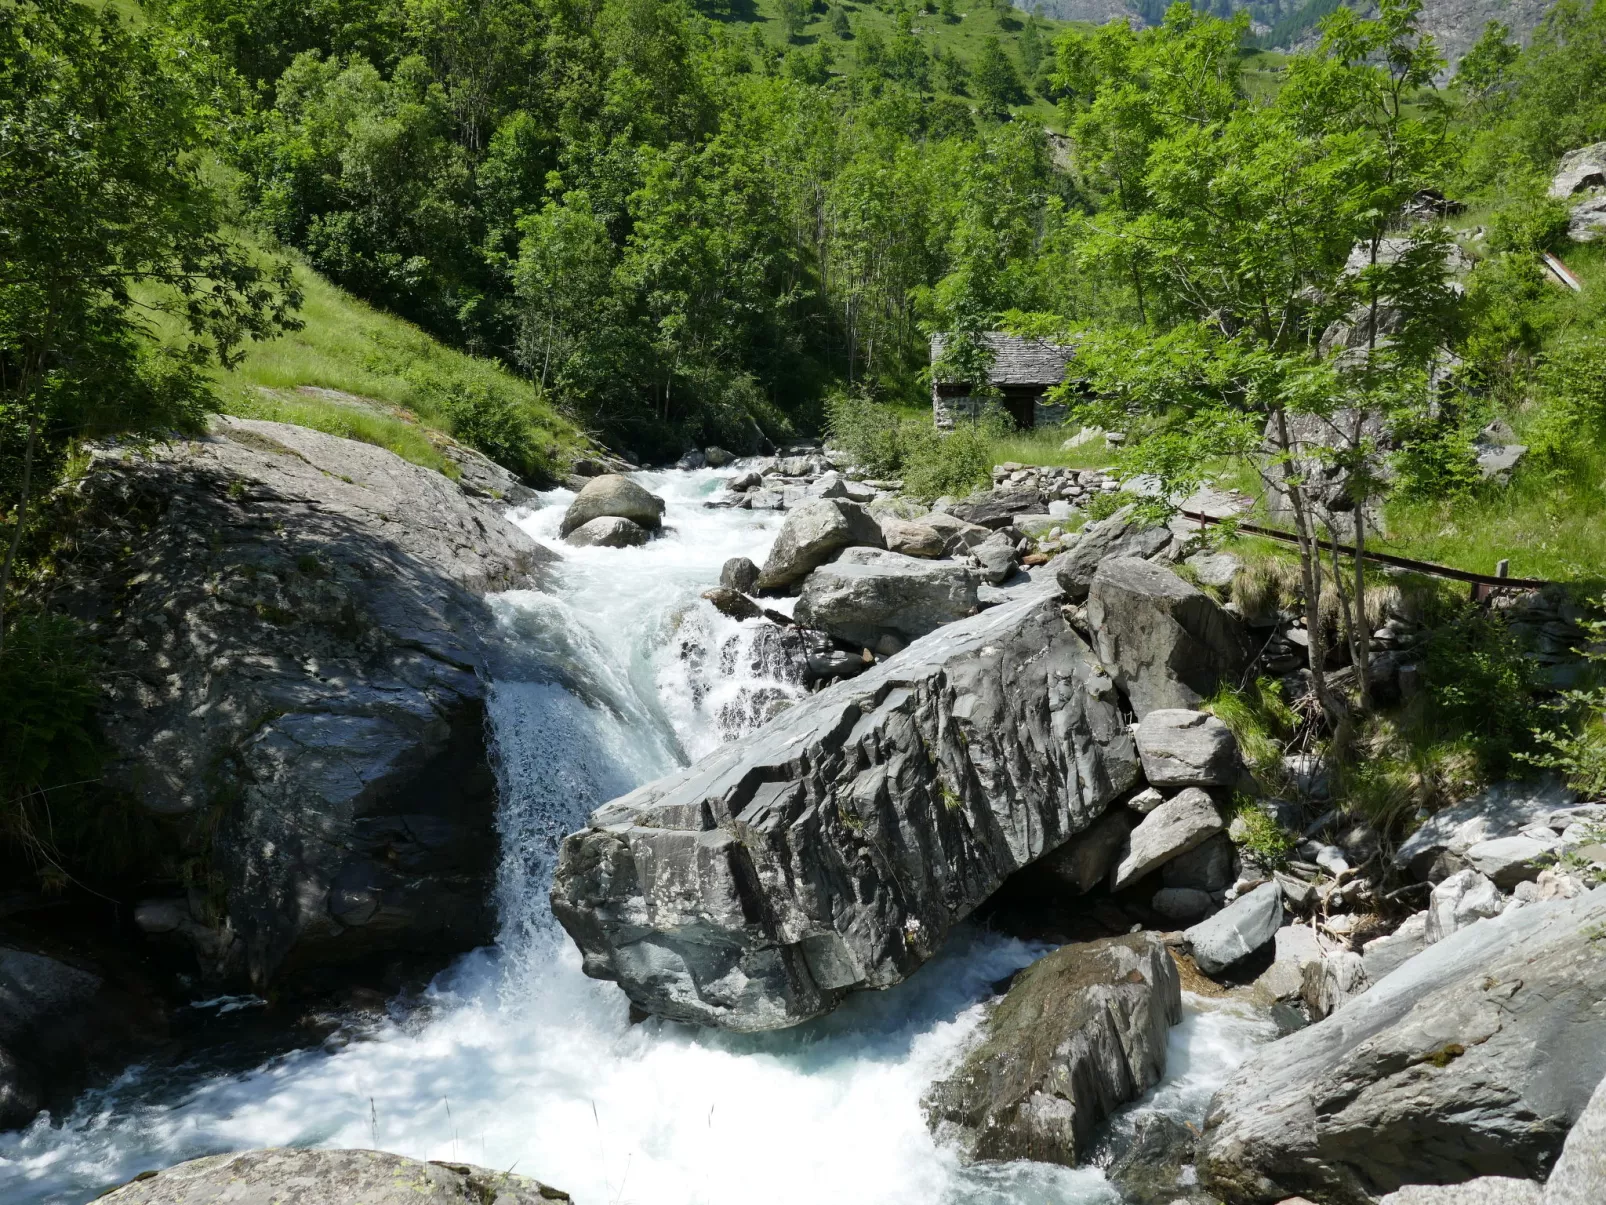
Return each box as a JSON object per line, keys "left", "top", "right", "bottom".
{"left": 930, "top": 332, "right": 1078, "bottom": 430}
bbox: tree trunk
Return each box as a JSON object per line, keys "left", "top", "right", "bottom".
{"left": 1270, "top": 406, "right": 1343, "bottom": 725}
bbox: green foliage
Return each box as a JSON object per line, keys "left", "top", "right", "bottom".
{"left": 1206, "top": 677, "right": 1297, "bottom": 780}
{"left": 1230, "top": 796, "right": 1296, "bottom": 867}
{"left": 970, "top": 36, "right": 1024, "bottom": 117}
{"left": 1529, "top": 337, "right": 1606, "bottom": 473}
{"left": 824, "top": 389, "right": 1003, "bottom": 498}
{"left": 1524, "top": 618, "right": 1606, "bottom": 798}
{"left": 1422, "top": 605, "right": 1539, "bottom": 770}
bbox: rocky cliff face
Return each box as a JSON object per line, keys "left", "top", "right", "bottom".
{"left": 41, "top": 417, "right": 553, "bottom": 991}
{"left": 550, "top": 584, "right": 1142, "bottom": 1030}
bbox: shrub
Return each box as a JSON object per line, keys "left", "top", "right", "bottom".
{"left": 1206, "top": 677, "right": 1296, "bottom": 781}
{"left": 1230, "top": 796, "right": 1295, "bottom": 866}
{"left": 1422, "top": 604, "right": 1538, "bottom": 770}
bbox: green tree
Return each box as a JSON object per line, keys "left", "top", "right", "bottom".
{"left": 779, "top": 0, "right": 812, "bottom": 41}
{"left": 971, "top": 36, "right": 1023, "bottom": 117}
{"left": 0, "top": 0, "right": 299, "bottom": 649}
{"left": 935, "top": 45, "right": 968, "bottom": 94}
{"left": 831, "top": 4, "right": 852, "bottom": 38}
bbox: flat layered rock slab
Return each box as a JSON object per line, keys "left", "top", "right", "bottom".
{"left": 551, "top": 585, "right": 1142, "bottom": 1030}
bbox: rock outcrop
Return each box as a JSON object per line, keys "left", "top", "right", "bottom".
{"left": 1086, "top": 557, "right": 1250, "bottom": 717}
{"left": 550, "top": 585, "right": 1141, "bottom": 1030}
{"left": 922, "top": 933, "right": 1182, "bottom": 1166}
{"left": 559, "top": 473, "right": 664, "bottom": 537}
{"left": 43, "top": 418, "right": 551, "bottom": 991}
{"left": 1199, "top": 887, "right": 1606, "bottom": 1204}
{"left": 96, "top": 1147, "right": 569, "bottom": 1204}
{"left": 1109, "top": 788, "right": 1225, "bottom": 891}
{"left": 1394, "top": 779, "right": 1578, "bottom": 882}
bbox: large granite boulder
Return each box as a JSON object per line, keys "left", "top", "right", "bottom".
{"left": 1032, "top": 809, "right": 1133, "bottom": 894}
{"left": 1054, "top": 506, "right": 1174, "bottom": 601}
{"left": 756, "top": 498, "right": 885, "bottom": 589}
{"left": 558, "top": 473, "right": 664, "bottom": 536}
{"left": 923, "top": 933, "right": 1182, "bottom": 1166}
{"left": 1198, "top": 886, "right": 1606, "bottom": 1204}
{"left": 793, "top": 548, "right": 980, "bottom": 646}
{"left": 45, "top": 419, "right": 550, "bottom": 991}
{"left": 1086, "top": 557, "right": 1251, "bottom": 717}
{"left": 96, "top": 1148, "right": 569, "bottom": 1204}
{"left": 550, "top": 586, "right": 1142, "bottom": 1030}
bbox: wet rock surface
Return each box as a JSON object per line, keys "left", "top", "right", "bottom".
{"left": 922, "top": 933, "right": 1182, "bottom": 1167}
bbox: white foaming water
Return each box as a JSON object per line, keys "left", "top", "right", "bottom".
{"left": 0, "top": 470, "right": 1271, "bottom": 1205}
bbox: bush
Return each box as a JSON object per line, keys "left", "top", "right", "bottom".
{"left": 1422, "top": 605, "right": 1538, "bottom": 770}
{"left": 1528, "top": 336, "right": 1606, "bottom": 471}
{"left": 824, "top": 390, "right": 1004, "bottom": 498}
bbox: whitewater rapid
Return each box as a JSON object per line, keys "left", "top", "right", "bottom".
{"left": 0, "top": 469, "right": 1273, "bottom": 1205}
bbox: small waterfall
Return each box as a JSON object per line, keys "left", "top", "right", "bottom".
{"left": 0, "top": 470, "right": 1273, "bottom": 1205}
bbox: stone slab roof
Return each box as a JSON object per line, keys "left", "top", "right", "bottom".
{"left": 929, "top": 332, "right": 1077, "bottom": 388}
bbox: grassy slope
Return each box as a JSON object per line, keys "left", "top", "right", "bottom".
{"left": 189, "top": 255, "right": 589, "bottom": 479}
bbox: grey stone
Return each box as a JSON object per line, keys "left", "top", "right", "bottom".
{"left": 1361, "top": 911, "right": 1430, "bottom": 982}
{"left": 1186, "top": 551, "right": 1243, "bottom": 589}
{"left": 41, "top": 419, "right": 547, "bottom": 991}
{"left": 1035, "top": 809, "right": 1133, "bottom": 894}
{"left": 563, "top": 515, "right": 648, "bottom": 548}
{"left": 1111, "top": 787, "right": 1225, "bottom": 891}
{"left": 1134, "top": 709, "right": 1243, "bottom": 788}
{"left": 1198, "top": 886, "right": 1606, "bottom": 1204}
{"left": 972, "top": 531, "right": 1020, "bottom": 584}
{"left": 1475, "top": 443, "right": 1528, "bottom": 481}
{"left": 559, "top": 473, "right": 665, "bottom": 536}
{"left": 1378, "top": 1180, "right": 1544, "bottom": 1205}
{"left": 1086, "top": 558, "right": 1252, "bottom": 717}
{"left": 921, "top": 933, "right": 1181, "bottom": 1167}
{"left": 877, "top": 518, "right": 945, "bottom": 559}
{"left": 1569, "top": 194, "right": 1606, "bottom": 243}
{"left": 1465, "top": 834, "right": 1559, "bottom": 888}
{"left": 676, "top": 449, "right": 707, "bottom": 470}
{"left": 1549, "top": 141, "right": 1606, "bottom": 198}
{"left": 1184, "top": 880, "right": 1282, "bottom": 974}
{"left": 941, "top": 486, "right": 1042, "bottom": 529}
{"left": 922, "top": 510, "right": 994, "bottom": 555}
{"left": 1548, "top": 1069, "right": 1606, "bottom": 1205}
{"left": 792, "top": 548, "right": 980, "bottom": 646}
{"left": 1425, "top": 868, "right": 1505, "bottom": 943}
{"left": 704, "top": 445, "right": 734, "bottom": 467}
{"left": 1152, "top": 887, "right": 1214, "bottom": 921}
{"left": 1128, "top": 787, "right": 1165, "bottom": 814}
{"left": 1053, "top": 506, "right": 1174, "bottom": 602}
{"left": 756, "top": 498, "right": 885, "bottom": 589}
{"left": 97, "top": 1148, "right": 568, "bottom": 1204}
{"left": 1395, "top": 779, "right": 1576, "bottom": 881}
{"left": 551, "top": 585, "right": 1142, "bottom": 1030}
{"left": 1162, "top": 833, "right": 1236, "bottom": 892}
{"left": 720, "top": 556, "right": 759, "bottom": 593}
{"left": 700, "top": 587, "right": 762, "bottom": 622}
{"left": 1013, "top": 513, "right": 1064, "bottom": 540}
{"left": 1300, "top": 950, "right": 1369, "bottom": 1020}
